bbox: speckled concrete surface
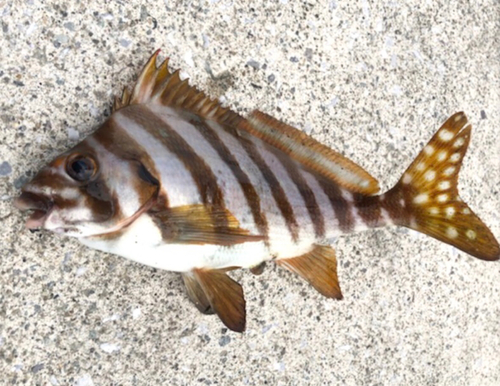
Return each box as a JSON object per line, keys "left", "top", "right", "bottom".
{"left": 1, "top": 1, "right": 499, "bottom": 385}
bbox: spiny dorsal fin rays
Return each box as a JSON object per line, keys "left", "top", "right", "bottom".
{"left": 241, "top": 110, "right": 380, "bottom": 195}
{"left": 113, "top": 50, "right": 241, "bottom": 126}
{"left": 130, "top": 49, "right": 159, "bottom": 104}
{"left": 394, "top": 112, "right": 500, "bottom": 261}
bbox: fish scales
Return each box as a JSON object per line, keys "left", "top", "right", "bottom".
{"left": 116, "top": 104, "right": 322, "bottom": 254}
{"left": 14, "top": 50, "right": 500, "bottom": 332}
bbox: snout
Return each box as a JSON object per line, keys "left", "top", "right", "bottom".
{"left": 14, "top": 191, "right": 54, "bottom": 229}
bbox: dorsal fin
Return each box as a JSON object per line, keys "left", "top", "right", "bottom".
{"left": 115, "top": 51, "right": 378, "bottom": 195}
{"left": 239, "top": 111, "right": 380, "bottom": 195}
{"left": 113, "top": 50, "right": 241, "bottom": 126}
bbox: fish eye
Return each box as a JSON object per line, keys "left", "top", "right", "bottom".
{"left": 66, "top": 155, "right": 97, "bottom": 182}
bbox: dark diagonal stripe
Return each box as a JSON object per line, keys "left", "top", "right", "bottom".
{"left": 353, "top": 193, "right": 381, "bottom": 227}
{"left": 121, "top": 105, "right": 226, "bottom": 225}
{"left": 222, "top": 126, "right": 299, "bottom": 242}
{"left": 192, "top": 119, "right": 270, "bottom": 242}
{"left": 316, "top": 176, "right": 354, "bottom": 233}
{"left": 271, "top": 148, "right": 325, "bottom": 238}
{"left": 92, "top": 118, "right": 167, "bottom": 209}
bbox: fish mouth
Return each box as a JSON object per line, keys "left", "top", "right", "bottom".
{"left": 13, "top": 191, "right": 54, "bottom": 230}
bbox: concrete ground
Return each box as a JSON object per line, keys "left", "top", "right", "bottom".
{"left": 1, "top": 1, "right": 499, "bottom": 385}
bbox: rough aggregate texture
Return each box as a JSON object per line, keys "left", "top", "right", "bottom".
{"left": 1, "top": 1, "right": 499, "bottom": 385}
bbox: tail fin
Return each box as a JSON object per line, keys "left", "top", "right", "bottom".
{"left": 388, "top": 112, "right": 499, "bottom": 261}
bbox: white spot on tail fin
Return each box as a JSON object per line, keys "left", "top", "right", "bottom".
{"left": 437, "top": 151, "right": 447, "bottom": 162}
{"left": 439, "top": 129, "right": 453, "bottom": 141}
{"left": 445, "top": 207, "right": 455, "bottom": 218}
{"left": 450, "top": 153, "right": 461, "bottom": 163}
{"left": 466, "top": 229, "right": 476, "bottom": 240}
{"left": 424, "top": 170, "right": 436, "bottom": 181}
{"left": 446, "top": 227, "right": 458, "bottom": 238}
{"left": 437, "top": 194, "right": 449, "bottom": 203}
{"left": 453, "top": 138, "right": 465, "bottom": 148}
{"left": 429, "top": 207, "right": 439, "bottom": 215}
{"left": 402, "top": 173, "right": 412, "bottom": 184}
{"left": 443, "top": 166, "right": 455, "bottom": 176}
{"left": 413, "top": 194, "right": 429, "bottom": 204}
{"left": 438, "top": 181, "right": 450, "bottom": 190}
{"left": 424, "top": 145, "right": 435, "bottom": 155}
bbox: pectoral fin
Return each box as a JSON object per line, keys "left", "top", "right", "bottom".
{"left": 181, "top": 272, "right": 214, "bottom": 315}
{"left": 276, "top": 244, "right": 343, "bottom": 299}
{"left": 151, "top": 205, "right": 264, "bottom": 246}
{"left": 192, "top": 269, "right": 246, "bottom": 332}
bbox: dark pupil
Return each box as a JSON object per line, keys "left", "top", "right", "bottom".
{"left": 70, "top": 158, "right": 93, "bottom": 181}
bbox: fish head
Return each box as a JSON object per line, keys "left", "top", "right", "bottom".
{"left": 14, "top": 128, "right": 159, "bottom": 238}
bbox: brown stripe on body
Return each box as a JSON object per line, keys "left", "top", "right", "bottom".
{"left": 91, "top": 118, "right": 167, "bottom": 209}
{"left": 352, "top": 193, "right": 381, "bottom": 227}
{"left": 221, "top": 125, "right": 299, "bottom": 242}
{"left": 316, "top": 176, "right": 354, "bottom": 233}
{"left": 191, "top": 118, "right": 270, "bottom": 242}
{"left": 120, "top": 105, "right": 227, "bottom": 225}
{"left": 270, "top": 147, "right": 325, "bottom": 238}
{"left": 380, "top": 187, "right": 409, "bottom": 224}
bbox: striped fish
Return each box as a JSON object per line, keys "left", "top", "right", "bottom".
{"left": 14, "top": 51, "right": 500, "bottom": 332}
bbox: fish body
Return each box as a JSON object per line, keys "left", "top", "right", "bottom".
{"left": 14, "top": 51, "right": 500, "bottom": 332}
{"left": 80, "top": 104, "right": 378, "bottom": 272}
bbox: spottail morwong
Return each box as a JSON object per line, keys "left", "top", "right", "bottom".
{"left": 14, "top": 51, "right": 500, "bottom": 332}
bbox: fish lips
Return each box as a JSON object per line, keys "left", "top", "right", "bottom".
{"left": 13, "top": 191, "right": 54, "bottom": 230}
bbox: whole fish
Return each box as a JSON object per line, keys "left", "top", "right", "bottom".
{"left": 14, "top": 51, "right": 500, "bottom": 332}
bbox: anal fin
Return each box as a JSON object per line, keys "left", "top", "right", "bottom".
{"left": 192, "top": 269, "right": 246, "bottom": 332}
{"left": 276, "top": 244, "right": 343, "bottom": 299}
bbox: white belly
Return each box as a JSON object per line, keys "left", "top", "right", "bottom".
{"left": 80, "top": 214, "right": 275, "bottom": 272}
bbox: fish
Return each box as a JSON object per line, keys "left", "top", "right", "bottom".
{"left": 14, "top": 50, "right": 500, "bottom": 332}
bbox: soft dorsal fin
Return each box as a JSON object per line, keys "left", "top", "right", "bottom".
{"left": 239, "top": 111, "right": 380, "bottom": 195}
{"left": 113, "top": 50, "right": 241, "bottom": 126}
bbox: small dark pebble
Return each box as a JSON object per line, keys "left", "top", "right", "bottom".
{"left": 31, "top": 363, "right": 44, "bottom": 373}
{"left": 290, "top": 56, "right": 299, "bottom": 63}
{"left": 13, "top": 80, "right": 24, "bottom": 87}
{"left": 218, "top": 335, "right": 231, "bottom": 347}
{"left": 14, "top": 175, "right": 29, "bottom": 189}
{"left": 0, "top": 161, "right": 12, "bottom": 176}
{"left": 267, "top": 74, "right": 275, "bottom": 82}
{"left": 480, "top": 110, "right": 487, "bottom": 119}
{"left": 246, "top": 60, "right": 260, "bottom": 69}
